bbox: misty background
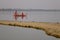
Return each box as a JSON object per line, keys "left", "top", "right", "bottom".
{"left": 0, "top": 0, "right": 60, "bottom": 40}
{"left": 0, "top": 0, "right": 60, "bottom": 9}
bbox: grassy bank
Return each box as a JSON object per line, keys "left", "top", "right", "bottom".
{"left": 0, "top": 20, "right": 60, "bottom": 38}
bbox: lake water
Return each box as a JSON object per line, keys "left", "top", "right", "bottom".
{"left": 0, "top": 11, "right": 60, "bottom": 22}
{"left": 0, "top": 11, "right": 60, "bottom": 40}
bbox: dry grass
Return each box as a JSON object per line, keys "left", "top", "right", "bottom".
{"left": 0, "top": 20, "right": 60, "bottom": 38}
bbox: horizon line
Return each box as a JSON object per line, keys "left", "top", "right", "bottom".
{"left": 0, "top": 9, "right": 60, "bottom": 11}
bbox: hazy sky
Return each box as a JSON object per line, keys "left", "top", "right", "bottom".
{"left": 0, "top": 0, "right": 60, "bottom": 9}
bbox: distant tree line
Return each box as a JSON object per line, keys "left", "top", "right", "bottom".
{"left": 0, "top": 8, "right": 60, "bottom": 11}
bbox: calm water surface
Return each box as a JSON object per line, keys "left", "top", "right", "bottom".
{"left": 0, "top": 11, "right": 60, "bottom": 40}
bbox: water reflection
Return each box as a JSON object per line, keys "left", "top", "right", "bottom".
{"left": 0, "top": 11, "right": 60, "bottom": 40}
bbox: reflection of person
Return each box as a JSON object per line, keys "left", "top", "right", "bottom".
{"left": 14, "top": 10, "right": 27, "bottom": 21}
{"left": 14, "top": 10, "right": 18, "bottom": 20}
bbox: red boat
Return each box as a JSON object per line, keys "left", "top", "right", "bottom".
{"left": 14, "top": 10, "right": 27, "bottom": 20}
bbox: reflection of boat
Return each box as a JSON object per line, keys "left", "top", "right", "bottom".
{"left": 14, "top": 10, "right": 27, "bottom": 20}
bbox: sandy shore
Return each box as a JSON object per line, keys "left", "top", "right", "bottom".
{"left": 0, "top": 20, "right": 60, "bottom": 38}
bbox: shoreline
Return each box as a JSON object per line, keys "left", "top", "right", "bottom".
{"left": 0, "top": 20, "right": 60, "bottom": 38}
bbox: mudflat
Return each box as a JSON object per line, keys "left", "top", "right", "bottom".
{"left": 0, "top": 20, "right": 60, "bottom": 38}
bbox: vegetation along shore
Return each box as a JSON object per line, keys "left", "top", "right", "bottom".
{"left": 0, "top": 20, "right": 60, "bottom": 38}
